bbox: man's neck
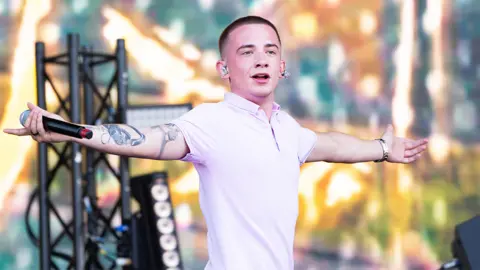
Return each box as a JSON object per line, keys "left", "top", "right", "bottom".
{"left": 232, "top": 91, "right": 275, "bottom": 119}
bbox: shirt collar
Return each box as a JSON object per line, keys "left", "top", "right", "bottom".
{"left": 224, "top": 92, "right": 281, "bottom": 114}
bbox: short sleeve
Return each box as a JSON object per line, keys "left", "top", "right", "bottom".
{"left": 169, "top": 104, "right": 216, "bottom": 164}
{"left": 297, "top": 126, "right": 317, "bottom": 165}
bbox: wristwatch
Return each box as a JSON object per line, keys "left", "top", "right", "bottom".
{"left": 374, "top": 138, "right": 389, "bottom": 162}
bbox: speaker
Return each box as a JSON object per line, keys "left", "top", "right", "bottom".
{"left": 131, "top": 172, "right": 183, "bottom": 270}
{"left": 451, "top": 215, "right": 480, "bottom": 270}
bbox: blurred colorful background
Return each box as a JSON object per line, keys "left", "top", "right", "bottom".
{"left": 0, "top": 0, "right": 479, "bottom": 269}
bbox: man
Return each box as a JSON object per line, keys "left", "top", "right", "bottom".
{"left": 4, "top": 16, "right": 428, "bottom": 270}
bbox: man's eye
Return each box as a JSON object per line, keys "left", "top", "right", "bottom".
{"left": 267, "top": 50, "right": 277, "bottom": 55}
{"left": 242, "top": 51, "right": 253, "bottom": 55}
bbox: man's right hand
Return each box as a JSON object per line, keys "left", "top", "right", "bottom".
{"left": 3, "top": 103, "right": 190, "bottom": 160}
{"left": 3, "top": 102, "right": 72, "bottom": 143}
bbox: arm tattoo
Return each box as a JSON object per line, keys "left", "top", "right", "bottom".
{"left": 152, "top": 123, "right": 180, "bottom": 158}
{"left": 100, "top": 124, "right": 146, "bottom": 146}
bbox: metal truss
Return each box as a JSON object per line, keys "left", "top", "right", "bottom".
{"left": 25, "top": 33, "right": 136, "bottom": 270}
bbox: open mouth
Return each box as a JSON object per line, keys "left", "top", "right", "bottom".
{"left": 251, "top": 73, "right": 270, "bottom": 83}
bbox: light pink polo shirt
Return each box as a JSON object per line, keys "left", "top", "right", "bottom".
{"left": 170, "top": 92, "right": 317, "bottom": 270}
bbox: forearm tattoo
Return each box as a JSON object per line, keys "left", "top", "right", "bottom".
{"left": 100, "top": 124, "right": 146, "bottom": 146}
{"left": 152, "top": 123, "right": 180, "bottom": 158}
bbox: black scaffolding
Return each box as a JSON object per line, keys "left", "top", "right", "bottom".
{"left": 26, "top": 33, "right": 136, "bottom": 269}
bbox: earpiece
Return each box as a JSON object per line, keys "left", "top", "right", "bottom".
{"left": 221, "top": 65, "right": 229, "bottom": 76}
{"left": 281, "top": 70, "right": 290, "bottom": 78}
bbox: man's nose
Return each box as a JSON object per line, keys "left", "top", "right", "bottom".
{"left": 254, "top": 52, "right": 269, "bottom": 68}
{"left": 255, "top": 59, "right": 269, "bottom": 68}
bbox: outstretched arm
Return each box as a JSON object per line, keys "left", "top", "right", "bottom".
{"left": 305, "top": 125, "right": 428, "bottom": 164}
{"left": 71, "top": 123, "right": 188, "bottom": 160}
{"left": 3, "top": 103, "right": 189, "bottom": 160}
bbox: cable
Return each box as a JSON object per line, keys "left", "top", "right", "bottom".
{"left": 24, "top": 157, "right": 133, "bottom": 268}
{"left": 438, "top": 258, "right": 460, "bottom": 270}
{"left": 24, "top": 181, "right": 119, "bottom": 266}
{"left": 24, "top": 187, "right": 72, "bottom": 264}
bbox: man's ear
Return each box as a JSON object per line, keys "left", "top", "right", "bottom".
{"left": 216, "top": 60, "right": 230, "bottom": 79}
{"left": 279, "top": 60, "right": 286, "bottom": 78}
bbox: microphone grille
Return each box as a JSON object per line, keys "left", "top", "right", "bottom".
{"left": 19, "top": 110, "right": 31, "bottom": 126}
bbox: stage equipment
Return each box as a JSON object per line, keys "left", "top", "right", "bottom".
{"left": 131, "top": 172, "right": 184, "bottom": 270}
{"left": 25, "top": 33, "right": 133, "bottom": 270}
{"left": 438, "top": 215, "right": 480, "bottom": 270}
{"left": 126, "top": 104, "right": 192, "bottom": 130}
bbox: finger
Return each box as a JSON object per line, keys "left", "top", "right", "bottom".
{"left": 3, "top": 128, "right": 31, "bottom": 136}
{"left": 404, "top": 149, "right": 419, "bottom": 158}
{"left": 27, "top": 102, "right": 41, "bottom": 112}
{"left": 28, "top": 102, "right": 57, "bottom": 118}
{"left": 30, "top": 111, "right": 39, "bottom": 135}
{"left": 403, "top": 153, "right": 422, "bottom": 163}
{"left": 405, "top": 138, "right": 428, "bottom": 150}
{"left": 37, "top": 110, "right": 47, "bottom": 137}
{"left": 24, "top": 107, "right": 36, "bottom": 128}
{"left": 404, "top": 140, "right": 418, "bottom": 149}
{"left": 405, "top": 144, "right": 428, "bottom": 157}
{"left": 27, "top": 102, "right": 35, "bottom": 110}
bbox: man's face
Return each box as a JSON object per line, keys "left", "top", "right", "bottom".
{"left": 218, "top": 23, "right": 285, "bottom": 101}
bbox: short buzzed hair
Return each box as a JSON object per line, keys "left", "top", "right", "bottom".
{"left": 218, "top": 16, "right": 282, "bottom": 57}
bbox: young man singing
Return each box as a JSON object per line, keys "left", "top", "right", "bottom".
{"left": 4, "top": 16, "right": 428, "bottom": 270}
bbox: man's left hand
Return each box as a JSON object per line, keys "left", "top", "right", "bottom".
{"left": 381, "top": 125, "right": 429, "bottom": 164}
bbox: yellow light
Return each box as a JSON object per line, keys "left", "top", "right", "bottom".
{"left": 352, "top": 163, "right": 372, "bottom": 174}
{"left": 40, "top": 22, "right": 60, "bottom": 45}
{"left": 291, "top": 13, "right": 318, "bottom": 41}
{"left": 433, "top": 198, "right": 447, "bottom": 227}
{"left": 201, "top": 50, "right": 220, "bottom": 74}
{"left": 102, "top": 7, "right": 194, "bottom": 82}
{"left": 398, "top": 168, "right": 412, "bottom": 193}
{"left": 425, "top": 70, "right": 445, "bottom": 95}
{"left": 366, "top": 198, "right": 380, "bottom": 218}
{"left": 153, "top": 26, "right": 182, "bottom": 46}
{"left": 175, "top": 203, "right": 193, "bottom": 228}
{"left": 101, "top": 7, "right": 226, "bottom": 103}
{"left": 359, "top": 74, "right": 380, "bottom": 98}
{"left": 388, "top": 2, "right": 416, "bottom": 267}
{"left": 428, "top": 133, "right": 450, "bottom": 164}
{"left": 422, "top": 0, "right": 443, "bottom": 35}
{"left": 392, "top": 0, "right": 415, "bottom": 137}
{"left": 298, "top": 162, "right": 333, "bottom": 226}
{"left": 389, "top": 229, "right": 406, "bottom": 269}
{"left": 359, "top": 10, "right": 377, "bottom": 35}
{"left": 0, "top": 0, "right": 52, "bottom": 211}
{"left": 181, "top": 43, "right": 202, "bottom": 61}
{"left": 172, "top": 167, "right": 199, "bottom": 195}
{"left": 327, "top": 0, "right": 340, "bottom": 6}
{"left": 45, "top": 83, "right": 58, "bottom": 106}
{"left": 325, "top": 171, "right": 361, "bottom": 207}
{"left": 339, "top": 17, "right": 350, "bottom": 31}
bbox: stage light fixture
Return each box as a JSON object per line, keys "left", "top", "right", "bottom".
{"left": 151, "top": 185, "right": 170, "bottom": 201}
{"left": 126, "top": 105, "right": 190, "bottom": 269}
{"left": 157, "top": 218, "right": 175, "bottom": 234}
{"left": 131, "top": 172, "right": 184, "bottom": 270}
{"left": 160, "top": 234, "right": 178, "bottom": 251}
{"left": 154, "top": 201, "right": 173, "bottom": 217}
{"left": 162, "top": 251, "right": 181, "bottom": 268}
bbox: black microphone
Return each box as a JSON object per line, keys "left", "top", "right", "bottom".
{"left": 20, "top": 110, "right": 93, "bottom": 139}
